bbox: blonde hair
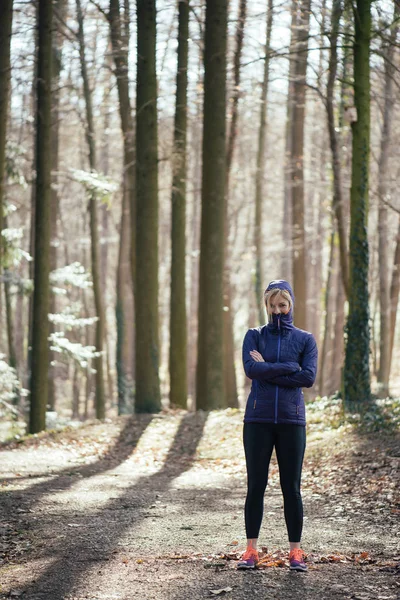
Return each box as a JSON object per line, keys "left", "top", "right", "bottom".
{"left": 263, "top": 288, "right": 293, "bottom": 323}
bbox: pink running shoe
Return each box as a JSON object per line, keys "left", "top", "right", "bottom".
{"left": 237, "top": 546, "right": 259, "bottom": 570}
{"left": 289, "top": 548, "right": 307, "bottom": 571}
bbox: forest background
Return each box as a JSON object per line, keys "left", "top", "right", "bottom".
{"left": 1, "top": 0, "right": 400, "bottom": 437}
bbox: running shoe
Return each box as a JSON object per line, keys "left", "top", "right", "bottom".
{"left": 289, "top": 548, "right": 307, "bottom": 571}
{"left": 237, "top": 547, "right": 259, "bottom": 570}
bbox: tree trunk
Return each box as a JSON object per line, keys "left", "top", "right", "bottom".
{"left": 108, "top": 0, "right": 135, "bottom": 414}
{"left": 29, "top": 0, "right": 53, "bottom": 433}
{"left": 281, "top": 0, "right": 297, "bottom": 282}
{"left": 169, "top": 0, "right": 189, "bottom": 409}
{"left": 389, "top": 216, "right": 400, "bottom": 373}
{"left": 253, "top": 0, "right": 272, "bottom": 327}
{"left": 319, "top": 228, "right": 335, "bottom": 395}
{"left": 290, "top": 0, "right": 311, "bottom": 330}
{"left": 48, "top": 0, "right": 67, "bottom": 411}
{"left": 344, "top": 0, "right": 371, "bottom": 406}
{"left": 135, "top": 0, "right": 161, "bottom": 412}
{"left": 223, "top": 0, "right": 247, "bottom": 408}
{"left": 0, "top": 0, "right": 13, "bottom": 274}
{"left": 196, "top": 0, "right": 227, "bottom": 410}
{"left": 326, "top": 0, "right": 349, "bottom": 299}
{"left": 76, "top": 0, "right": 106, "bottom": 419}
{"left": 187, "top": 78, "right": 202, "bottom": 407}
{"left": 377, "top": 3, "right": 398, "bottom": 397}
{"left": 332, "top": 259, "right": 345, "bottom": 394}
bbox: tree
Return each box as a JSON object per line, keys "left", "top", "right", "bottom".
{"left": 326, "top": 0, "right": 349, "bottom": 299}
{"left": 76, "top": 0, "right": 106, "bottom": 419}
{"left": 223, "top": 0, "right": 247, "bottom": 408}
{"left": 135, "top": 0, "right": 161, "bottom": 412}
{"left": 108, "top": 0, "right": 135, "bottom": 415}
{"left": 377, "top": 1, "right": 399, "bottom": 397}
{"left": 48, "top": 0, "right": 67, "bottom": 410}
{"left": 253, "top": 0, "right": 272, "bottom": 327}
{"left": 290, "top": 0, "right": 311, "bottom": 330}
{"left": 281, "top": 0, "right": 297, "bottom": 282}
{"left": 29, "top": 0, "right": 53, "bottom": 433}
{"left": 0, "top": 0, "right": 13, "bottom": 274}
{"left": 169, "top": 0, "right": 189, "bottom": 409}
{"left": 344, "top": 0, "right": 371, "bottom": 406}
{"left": 196, "top": 0, "right": 227, "bottom": 410}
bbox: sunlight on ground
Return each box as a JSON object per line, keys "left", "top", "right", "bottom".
{"left": 0, "top": 557, "right": 58, "bottom": 592}
{"left": 35, "top": 413, "right": 185, "bottom": 510}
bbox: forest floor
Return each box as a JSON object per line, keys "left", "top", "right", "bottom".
{"left": 0, "top": 402, "right": 399, "bottom": 600}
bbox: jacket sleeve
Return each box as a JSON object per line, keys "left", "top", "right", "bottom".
{"left": 267, "top": 333, "right": 318, "bottom": 388}
{"left": 242, "top": 329, "right": 301, "bottom": 380}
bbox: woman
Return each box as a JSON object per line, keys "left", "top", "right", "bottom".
{"left": 237, "top": 279, "right": 318, "bottom": 572}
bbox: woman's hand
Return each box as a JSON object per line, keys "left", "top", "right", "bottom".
{"left": 250, "top": 350, "right": 264, "bottom": 362}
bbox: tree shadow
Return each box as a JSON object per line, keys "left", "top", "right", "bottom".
{"left": 12, "top": 410, "right": 209, "bottom": 599}
{"left": 0, "top": 414, "right": 153, "bottom": 528}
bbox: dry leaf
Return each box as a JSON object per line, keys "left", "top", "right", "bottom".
{"left": 210, "top": 587, "right": 233, "bottom": 595}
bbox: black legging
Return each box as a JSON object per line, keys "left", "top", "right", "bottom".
{"left": 243, "top": 422, "right": 306, "bottom": 542}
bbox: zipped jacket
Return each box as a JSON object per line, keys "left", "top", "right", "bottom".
{"left": 242, "top": 279, "right": 318, "bottom": 426}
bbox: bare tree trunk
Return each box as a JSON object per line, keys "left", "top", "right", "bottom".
{"left": 281, "top": 0, "right": 297, "bottom": 281}
{"left": 223, "top": 0, "right": 247, "bottom": 408}
{"left": 135, "top": 0, "right": 161, "bottom": 412}
{"left": 48, "top": 0, "right": 67, "bottom": 411}
{"left": 377, "top": 2, "right": 399, "bottom": 397}
{"left": 29, "top": 0, "right": 53, "bottom": 433}
{"left": 290, "top": 0, "right": 311, "bottom": 330}
{"left": 307, "top": 0, "right": 327, "bottom": 358}
{"left": 108, "top": 0, "right": 135, "bottom": 414}
{"left": 389, "top": 217, "right": 400, "bottom": 373}
{"left": 76, "top": 0, "right": 106, "bottom": 419}
{"left": 319, "top": 228, "right": 335, "bottom": 395}
{"left": 169, "top": 0, "right": 189, "bottom": 409}
{"left": 253, "top": 0, "right": 272, "bottom": 326}
{"left": 187, "top": 87, "right": 202, "bottom": 407}
{"left": 72, "top": 364, "right": 80, "bottom": 420}
{"left": 0, "top": 0, "right": 13, "bottom": 274}
{"left": 196, "top": 0, "right": 227, "bottom": 410}
{"left": 326, "top": 0, "right": 349, "bottom": 299}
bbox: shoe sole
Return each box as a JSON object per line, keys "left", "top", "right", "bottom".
{"left": 237, "top": 564, "right": 256, "bottom": 570}
{"left": 290, "top": 565, "right": 308, "bottom": 571}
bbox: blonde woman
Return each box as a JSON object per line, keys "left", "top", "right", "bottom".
{"left": 237, "top": 279, "right": 318, "bottom": 572}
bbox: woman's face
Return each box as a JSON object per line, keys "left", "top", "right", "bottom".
{"left": 268, "top": 294, "right": 290, "bottom": 315}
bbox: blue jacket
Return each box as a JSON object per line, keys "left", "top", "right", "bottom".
{"left": 242, "top": 280, "right": 318, "bottom": 426}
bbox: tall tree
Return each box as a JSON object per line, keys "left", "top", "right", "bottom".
{"left": 0, "top": 0, "right": 13, "bottom": 275}
{"left": 108, "top": 0, "right": 135, "bottom": 414}
{"left": 29, "top": 0, "right": 53, "bottom": 433}
{"left": 377, "top": 2, "right": 399, "bottom": 396}
{"left": 343, "top": 0, "right": 371, "bottom": 406}
{"left": 253, "top": 0, "right": 272, "bottom": 326}
{"left": 326, "top": 0, "right": 349, "bottom": 299}
{"left": 169, "top": 0, "right": 189, "bottom": 409}
{"left": 290, "top": 0, "right": 311, "bottom": 329}
{"left": 76, "top": 0, "right": 106, "bottom": 419}
{"left": 48, "top": 0, "right": 67, "bottom": 410}
{"left": 135, "top": 0, "right": 161, "bottom": 412}
{"left": 223, "top": 0, "right": 247, "bottom": 408}
{"left": 281, "top": 0, "right": 297, "bottom": 282}
{"left": 196, "top": 0, "right": 227, "bottom": 410}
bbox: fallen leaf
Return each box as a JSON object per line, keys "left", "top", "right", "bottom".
{"left": 210, "top": 587, "right": 232, "bottom": 595}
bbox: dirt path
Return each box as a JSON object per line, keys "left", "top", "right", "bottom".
{"left": 0, "top": 409, "right": 399, "bottom": 600}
